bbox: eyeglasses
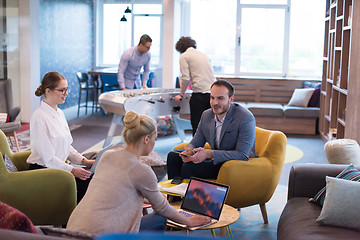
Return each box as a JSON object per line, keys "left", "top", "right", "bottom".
{"left": 141, "top": 44, "right": 151, "bottom": 50}
{"left": 53, "top": 87, "right": 70, "bottom": 94}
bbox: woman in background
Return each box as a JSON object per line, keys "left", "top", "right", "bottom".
{"left": 67, "top": 111, "right": 210, "bottom": 234}
{"left": 27, "top": 72, "right": 94, "bottom": 203}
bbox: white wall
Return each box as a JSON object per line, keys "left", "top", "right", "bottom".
{"left": 19, "top": 0, "right": 40, "bottom": 122}
{"left": 6, "top": 0, "right": 20, "bottom": 110}
{"left": 162, "top": 0, "right": 178, "bottom": 88}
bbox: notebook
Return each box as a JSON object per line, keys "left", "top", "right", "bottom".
{"left": 167, "top": 177, "right": 230, "bottom": 230}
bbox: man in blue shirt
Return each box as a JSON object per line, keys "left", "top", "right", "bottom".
{"left": 117, "top": 34, "right": 152, "bottom": 90}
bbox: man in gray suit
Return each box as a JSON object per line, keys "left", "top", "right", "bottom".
{"left": 167, "top": 79, "right": 257, "bottom": 180}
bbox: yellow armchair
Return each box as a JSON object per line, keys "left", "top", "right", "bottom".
{"left": 174, "top": 127, "right": 287, "bottom": 224}
{"left": 0, "top": 130, "right": 77, "bottom": 226}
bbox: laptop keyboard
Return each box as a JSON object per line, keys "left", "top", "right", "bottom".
{"left": 179, "top": 210, "right": 194, "bottom": 218}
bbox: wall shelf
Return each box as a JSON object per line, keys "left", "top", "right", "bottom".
{"left": 319, "top": 0, "right": 359, "bottom": 142}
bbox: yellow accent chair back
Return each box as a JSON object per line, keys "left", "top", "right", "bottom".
{"left": 0, "top": 130, "right": 77, "bottom": 226}
{"left": 174, "top": 127, "right": 287, "bottom": 223}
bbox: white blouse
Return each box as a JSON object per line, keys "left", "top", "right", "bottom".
{"left": 26, "top": 101, "right": 83, "bottom": 172}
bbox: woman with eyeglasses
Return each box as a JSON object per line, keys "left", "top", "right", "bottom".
{"left": 27, "top": 72, "right": 94, "bottom": 203}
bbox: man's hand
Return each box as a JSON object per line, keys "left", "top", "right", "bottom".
{"left": 174, "top": 95, "right": 183, "bottom": 102}
{"left": 179, "top": 147, "right": 195, "bottom": 162}
{"left": 142, "top": 84, "right": 147, "bottom": 89}
{"left": 179, "top": 147, "right": 213, "bottom": 164}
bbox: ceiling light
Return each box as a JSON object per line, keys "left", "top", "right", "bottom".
{"left": 120, "top": 15, "right": 127, "bottom": 22}
{"left": 124, "top": 6, "right": 132, "bottom": 13}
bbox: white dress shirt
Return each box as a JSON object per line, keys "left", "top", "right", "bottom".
{"left": 26, "top": 101, "right": 83, "bottom": 172}
{"left": 179, "top": 47, "right": 215, "bottom": 93}
{"left": 214, "top": 114, "right": 226, "bottom": 149}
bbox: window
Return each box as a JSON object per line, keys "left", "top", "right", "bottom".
{"left": 288, "top": 0, "right": 325, "bottom": 77}
{"left": 96, "top": 0, "right": 162, "bottom": 68}
{"left": 187, "top": 0, "right": 325, "bottom": 78}
{"left": 239, "top": 7, "right": 286, "bottom": 74}
{"left": 189, "top": 0, "right": 236, "bottom": 74}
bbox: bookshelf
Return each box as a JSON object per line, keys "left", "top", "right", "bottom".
{"left": 319, "top": 0, "right": 360, "bottom": 142}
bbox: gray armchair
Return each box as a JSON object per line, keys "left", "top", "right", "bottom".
{"left": 0, "top": 79, "right": 21, "bottom": 152}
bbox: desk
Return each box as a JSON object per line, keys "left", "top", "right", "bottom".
{"left": 88, "top": 68, "right": 120, "bottom": 93}
{"left": 169, "top": 202, "right": 239, "bottom": 238}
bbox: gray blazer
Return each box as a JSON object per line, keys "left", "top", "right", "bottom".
{"left": 189, "top": 103, "right": 256, "bottom": 165}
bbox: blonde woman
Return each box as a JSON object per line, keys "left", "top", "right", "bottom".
{"left": 67, "top": 111, "right": 210, "bottom": 234}
{"left": 27, "top": 72, "right": 94, "bottom": 203}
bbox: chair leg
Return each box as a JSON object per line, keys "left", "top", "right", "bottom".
{"left": 259, "top": 203, "right": 268, "bottom": 224}
{"left": 77, "top": 88, "right": 82, "bottom": 117}
{"left": 5, "top": 131, "right": 20, "bottom": 152}
{"left": 85, "top": 89, "right": 89, "bottom": 115}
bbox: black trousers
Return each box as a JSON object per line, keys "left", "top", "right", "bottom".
{"left": 166, "top": 151, "right": 222, "bottom": 180}
{"left": 189, "top": 93, "right": 211, "bottom": 136}
{"left": 28, "top": 163, "right": 92, "bottom": 204}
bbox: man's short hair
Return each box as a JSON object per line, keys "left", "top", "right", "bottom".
{"left": 211, "top": 80, "right": 235, "bottom": 97}
{"left": 175, "top": 36, "right": 197, "bottom": 54}
{"left": 138, "top": 34, "right": 152, "bottom": 45}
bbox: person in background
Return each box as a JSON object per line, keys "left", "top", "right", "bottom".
{"left": 27, "top": 72, "right": 94, "bottom": 203}
{"left": 167, "top": 80, "right": 257, "bottom": 180}
{"left": 117, "top": 34, "right": 152, "bottom": 90}
{"left": 67, "top": 111, "right": 210, "bottom": 234}
{"left": 174, "top": 36, "right": 215, "bottom": 135}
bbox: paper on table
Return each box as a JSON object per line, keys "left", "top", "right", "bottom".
{"left": 161, "top": 183, "right": 188, "bottom": 195}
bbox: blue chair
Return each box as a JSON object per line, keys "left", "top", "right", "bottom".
{"left": 147, "top": 72, "right": 154, "bottom": 88}
{"left": 140, "top": 72, "right": 154, "bottom": 88}
{"left": 100, "top": 74, "right": 120, "bottom": 93}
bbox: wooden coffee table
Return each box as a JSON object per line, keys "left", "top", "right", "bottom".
{"left": 167, "top": 201, "right": 239, "bottom": 238}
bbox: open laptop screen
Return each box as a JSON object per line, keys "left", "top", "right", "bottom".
{"left": 181, "top": 177, "right": 229, "bottom": 220}
{"left": 89, "top": 143, "right": 114, "bottom": 174}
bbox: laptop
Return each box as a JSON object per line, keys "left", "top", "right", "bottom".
{"left": 167, "top": 177, "right": 230, "bottom": 230}
{"left": 89, "top": 143, "right": 114, "bottom": 174}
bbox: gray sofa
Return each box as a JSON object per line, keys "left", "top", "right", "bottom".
{"left": 277, "top": 164, "right": 360, "bottom": 240}
{"left": 236, "top": 102, "right": 320, "bottom": 135}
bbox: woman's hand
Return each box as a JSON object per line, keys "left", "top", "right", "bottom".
{"left": 186, "top": 214, "right": 212, "bottom": 227}
{"left": 71, "top": 167, "right": 91, "bottom": 180}
{"left": 81, "top": 158, "right": 95, "bottom": 168}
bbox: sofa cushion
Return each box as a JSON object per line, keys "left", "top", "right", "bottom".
{"left": 283, "top": 105, "right": 320, "bottom": 118}
{"left": 40, "top": 227, "right": 97, "bottom": 240}
{"left": 288, "top": 88, "right": 315, "bottom": 107}
{"left": 0, "top": 201, "right": 37, "bottom": 234}
{"left": 234, "top": 102, "right": 247, "bottom": 108}
{"left": 278, "top": 197, "right": 360, "bottom": 240}
{"left": 309, "top": 165, "right": 360, "bottom": 206}
{"left": 307, "top": 87, "right": 321, "bottom": 107}
{"left": 303, "top": 81, "right": 321, "bottom": 107}
{"left": 246, "top": 103, "right": 284, "bottom": 117}
{"left": 316, "top": 177, "right": 360, "bottom": 231}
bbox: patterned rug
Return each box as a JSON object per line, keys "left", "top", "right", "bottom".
{"left": 8, "top": 130, "right": 31, "bottom": 153}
